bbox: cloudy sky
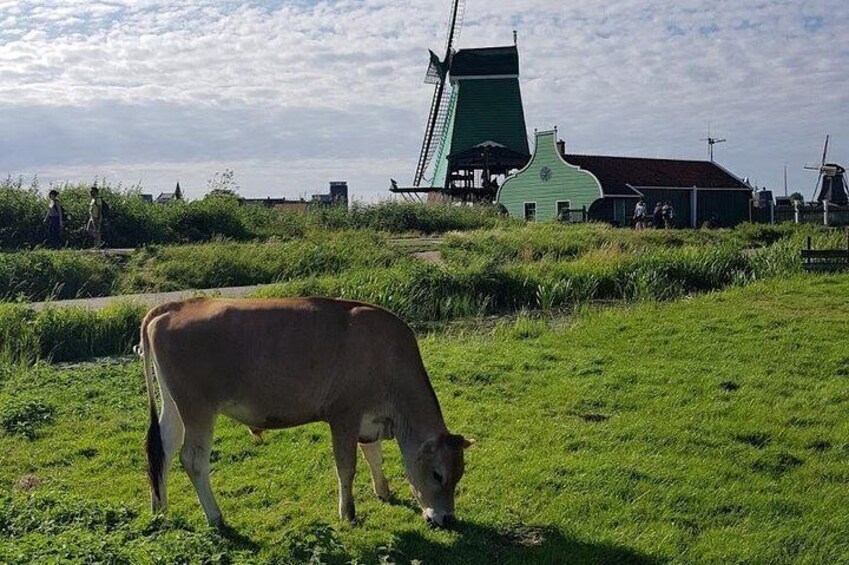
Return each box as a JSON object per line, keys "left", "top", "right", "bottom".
{"left": 1, "top": 0, "right": 847, "bottom": 200}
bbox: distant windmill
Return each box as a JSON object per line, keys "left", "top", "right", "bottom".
{"left": 700, "top": 124, "right": 726, "bottom": 162}
{"left": 391, "top": 0, "right": 530, "bottom": 202}
{"left": 805, "top": 135, "right": 848, "bottom": 205}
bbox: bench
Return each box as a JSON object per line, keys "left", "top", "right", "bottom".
{"left": 801, "top": 234, "right": 849, "bottom": 272}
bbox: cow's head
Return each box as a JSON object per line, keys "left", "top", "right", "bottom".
{"left": 407, "top": 433, "right": 473, "bottom": 528}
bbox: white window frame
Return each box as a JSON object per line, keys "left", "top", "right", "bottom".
{"left": 523, "top": 201, "right": 537, "bottom": 222}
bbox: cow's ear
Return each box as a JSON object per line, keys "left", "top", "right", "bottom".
{"left": 447, "top": 434, "right": 476, "bottom": 449}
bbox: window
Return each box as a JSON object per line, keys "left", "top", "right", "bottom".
{"left": 524, "top": 202, "right": 537, "bottom": 222}
{"left": 556, "top": 200, "right": 571, "bottom": 221}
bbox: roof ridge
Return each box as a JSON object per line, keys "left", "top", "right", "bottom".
{"left": 564, "top": 153, "right": 714, "bottom": 165}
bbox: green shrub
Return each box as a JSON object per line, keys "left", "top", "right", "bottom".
{"left": 0, "top": 177, "right": 46, "bottom": 250}
{"left": 116, "top": 231, "right": 401, "bottom": 293}
{"left": 0, "top": 179, "right": 510, "bottom": 250}
{"left": 0, "top": 302, "right": 144, "bottom": 364}
{"left": 0, "top": 249, "right": 118, "bottom": 301}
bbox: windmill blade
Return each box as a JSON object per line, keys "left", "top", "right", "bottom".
{"left": 414, "top": 82, "right": 448, "bottom": 187}
{"left": 821, "top": 135, "right": 830, "bottom": 167}
{"left": 442, "top": 0, "right": 465, "bottom": 60}
{"left": 812, "top": 173, "right": 823, "bottom": 202}
{"left": 412, "top": 0, "right": 463, "bottom": 188}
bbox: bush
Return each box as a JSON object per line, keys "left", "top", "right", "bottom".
{"left": 117, "top": 231, "right": 400, "bottom": 293}
{"left": 0, "top": 179, "right": 510, "bottom": 250}
{"left": 0, "top": 250, "right": 118, "bottom": 301}
{"left": 0, "top": 177, "right": 46, "bottom": 250}
{"left": 0, "top": 302, "right": 144, "bottom": 364}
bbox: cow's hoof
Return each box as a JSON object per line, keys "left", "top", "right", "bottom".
{"left": 375, "top": 485, "right": 391, "bottom": 502}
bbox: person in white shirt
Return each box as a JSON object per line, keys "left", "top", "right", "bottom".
{"left": 633, "top": 199, "right": 647, "bottom": 230}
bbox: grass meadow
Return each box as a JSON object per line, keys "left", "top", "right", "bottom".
{"left": 1, "top": 274, "right": 848, "bottom": 564}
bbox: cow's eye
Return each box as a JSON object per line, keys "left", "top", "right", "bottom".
{"left": 432, "top": 471, "right": 444, "bottom": 484}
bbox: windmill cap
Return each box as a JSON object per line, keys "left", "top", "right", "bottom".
{"left": 451, "top": 45, "right": 519, "bottom": 78}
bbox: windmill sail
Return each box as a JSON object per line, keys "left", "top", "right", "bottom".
{"left": 807, "top": 135, "right": 848, "bottom": 205}
{"left": 413, "top": 0, "right": 464, "bottom": 188}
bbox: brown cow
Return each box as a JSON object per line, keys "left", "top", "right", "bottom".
{"left": 141, "top": 297, "right": 471, "bottom": 528}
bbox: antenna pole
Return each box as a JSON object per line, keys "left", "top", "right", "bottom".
{"left": 784, "top": 164, "right": 788, "bottom": 197}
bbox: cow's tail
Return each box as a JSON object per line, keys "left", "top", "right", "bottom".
{"left": 142, "top": 313, "right": 166, "bottom": 512}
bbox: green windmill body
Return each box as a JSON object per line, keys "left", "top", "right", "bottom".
{"left": 392, "top": 0, "right": 531, "bottom": 202}
{"left": 429, "top": 46, "right": 531, "bottom": 200}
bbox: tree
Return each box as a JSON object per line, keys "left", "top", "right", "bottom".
{"left": 790, "top": 192, "right": 804, "bottom": 203}
{"left": 205, "top": 169, "right": 240, "bottom": 200}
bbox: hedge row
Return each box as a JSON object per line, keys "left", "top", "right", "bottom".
{"left": 0, "top": 179, "right": 507, "bottom": 250}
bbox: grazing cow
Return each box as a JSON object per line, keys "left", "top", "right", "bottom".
{"left": 140, "top": 297, "right": 471, "bottom": 528}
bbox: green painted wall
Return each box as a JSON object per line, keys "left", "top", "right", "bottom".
{"left": 496, "top": 130, "right": 601, "bottom": 221}
{"left": 450, "top": 79, "right": 529, "bottom": 156}
{"left": 430, "top": 78, "right": 528, "bottom": 189}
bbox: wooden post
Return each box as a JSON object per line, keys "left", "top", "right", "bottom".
{"left": 769, "top": 200, "right": 775, "bottom": 224}
{"left": 794, "top": 200, "right": 801, "bottom": 224}
{"left": 807, "top": 236, "right": 812, "bottom": 251}
{"left": 823, "top": 199, "right": 830, "bottom": 226}
{"left": 691, "top": 187, "right": 698, "bottom": 228}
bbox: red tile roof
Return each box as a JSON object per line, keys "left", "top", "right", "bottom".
{"left": 562, "top": 154, "right": 750, "bottom": 197}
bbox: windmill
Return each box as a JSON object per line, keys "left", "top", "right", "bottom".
{"left": 391, "top": 0, "right": 530, "bottom": 202}
{"left": 700, "top": 124, "right": 726, "bottom": 162}
{"left": 805, "top": 135, "right": 848, "bottom": 206}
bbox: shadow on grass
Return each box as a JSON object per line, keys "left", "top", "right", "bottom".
{"left": 369, "top": 520, "right": 662, "bottom": 565}
{"left": 216, "top": 522, "right": 262, "bottom": 552}
{"left": 400, "top": 522, "right": 661, "bottom": 565}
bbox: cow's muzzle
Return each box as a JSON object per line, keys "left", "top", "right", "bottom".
{"left": 424, "top": 509, "right": 454, "bottom": 529}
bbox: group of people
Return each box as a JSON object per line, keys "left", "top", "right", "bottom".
{"left": 44, "top": 186, "right": 106, "bottom": 249}
{"left": 633, "top": 199, "right": 675, "bottom": 230}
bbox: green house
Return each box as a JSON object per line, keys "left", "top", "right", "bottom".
{"left": 496, "top": 130, "right": 602, "bottom": 221}
{"left": 497, "top": 129, "right": 754, "bottom": 227}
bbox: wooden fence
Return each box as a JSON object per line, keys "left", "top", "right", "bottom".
{"left": 751, "top": 201, "right": 849, "bottom": 227}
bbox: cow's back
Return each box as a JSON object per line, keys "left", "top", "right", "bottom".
{"left": 147, "top": 297, "right": 418, "bottom": 428}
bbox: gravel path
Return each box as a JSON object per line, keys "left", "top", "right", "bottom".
{"left": 30, "top": 285, "right": 264, "bottom": 311}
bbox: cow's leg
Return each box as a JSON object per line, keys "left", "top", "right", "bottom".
{"left": 331, "top": 423, "right": 358, "bottom": 523}
{"left": 180, "top": 415, "right": 224, "bottom": 528}
{"left": 359, "top": 441, "right": 390, "bottom": 501}
{"left": 155, "top": 388, "right": 184, "bottom": 513}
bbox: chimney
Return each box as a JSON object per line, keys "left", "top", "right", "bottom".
{"left": 556, "top": 139, "right": 566, "bottom": 155}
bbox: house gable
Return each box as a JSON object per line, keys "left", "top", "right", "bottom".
{"left": 497, "top": 130, "right": 602, "bottom": 221}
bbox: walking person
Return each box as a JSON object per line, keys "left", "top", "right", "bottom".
{"left": 87, "top": 185, "right": 104, "bottom": 248}
{"left": 652, "top": 202, "right": 664, "bottom": 229}
{"left": 663, "top": 201, "right": 675, "bottom": 229}
{"left": 44, "top": 189, "right": 65, "bottom": 249}
{"left": 633, "top": 199, "right": 647, "bottom": 230}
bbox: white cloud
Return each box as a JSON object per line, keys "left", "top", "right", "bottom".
{"left": 0, "top": 0, "right": 847, "bottom": 199}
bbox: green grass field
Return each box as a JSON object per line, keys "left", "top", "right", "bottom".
{"left": 1, "top": 274, "right": 847, "bottom": 564}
